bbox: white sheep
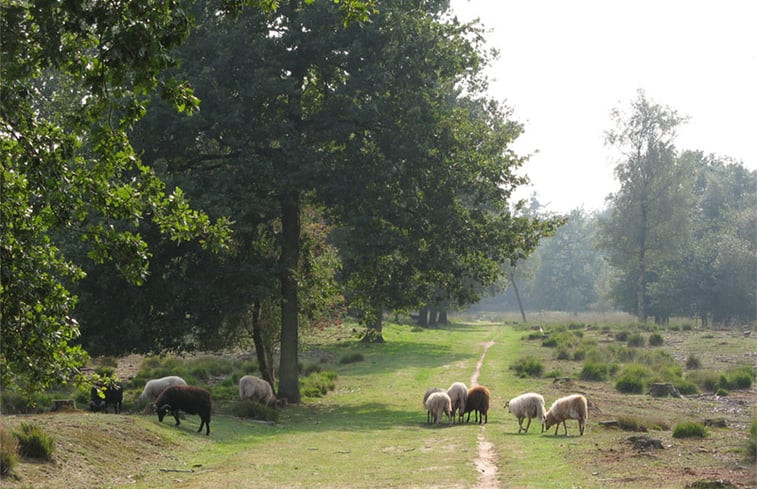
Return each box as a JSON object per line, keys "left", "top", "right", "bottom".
{"left": 446, "top": 382, "right": 468, "bottom": 424}
{"left": 544, "top": 394, "right": 588, "bottom": 436}
{"left": 424, "top": 391, "right": 452, "bottom": 426}
{"left": 239, "top": 375, "right": 277, "bottom": 406}
{"left": 139, "top": 376, "right": 188, "bottom": 404}
{"left": 505, "top": 392, "right": 546, "bottom": 434}
{"left": 423, "top": 387, "right": 444, "bottom": 424}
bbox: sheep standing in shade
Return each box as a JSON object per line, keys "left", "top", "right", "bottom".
{"left": 154, "top": 385, "right": 212, "bottom": 436}
{"left": 423, "top": 387, "right": 444, "bottom": 424}
{"left": 425, "top": 391, "right": 452, "bottom": 426}
{"left": 505, "top": 392, "right": 546, "bottom": 433}
{"left": 446, "top": 382, "right": 468, "bottom": 424}
{"left": 544, "top": 394, "right": 588, "bottom": 436}
{"left": 239, "top": 375, "right": 278, "bottom": 406}
{"left": 464, "top": 385, "right": 490, "bottom": 424}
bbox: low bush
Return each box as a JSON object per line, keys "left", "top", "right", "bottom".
{"left": 627, "top": 333, "right": 645, "bottom": 347}
{"left": 747, "top": 418, "right": 757, "bottom": 462}
{"left": 338, "top": 353, "right": 365, "bottom": 365}
{"left": 723, "top": 366, "right": 755, "bottom": 389}
{"left": 509, "top": 356, "right": 544, "bottom": 378}
{"left": 648, "top": 333, "right": 664, "bottom": 346}
{"left": 673, "top": 421, "right": 707, "bottom": 439}
{"left": 300, "top": 371, "right": 338, "bottom": 397}
{"left": 14, "top": 422, "right": 54, "bottom": 460}
{"left": 673, "top": 379, "right": 699, "bottom": 395}
{"left": 580, "top": 361, "right": 611, "bottom": 381}
{"left": 685, "top": 355, "right": 702, "bottom": 369}
{"left": 556, "top": 348, "right": 571, "bottom": 360}
{"left": 615, "top": 331, "right": 629, "bottom": 342}
{"left": 616, "top": 415, "right": 669, "bottom": 432}
{"left": 0, "top": 423, "right": 18, "bottom": 476}
{"left": 687, "top": 370, "right": 720, "bottom": 392}
{"left": 615, "top": 364, "right": 653, "bottom": 394}
{"left": 230, "top": 400, "right": 280, "bottom": 422}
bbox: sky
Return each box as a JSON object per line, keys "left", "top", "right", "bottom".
{"left": 449, "top": 0, "right": 757, "bottom": 214}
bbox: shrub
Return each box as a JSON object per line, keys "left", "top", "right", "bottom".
{"left": 0, "top": 424, "right": 18, "bottom": 476}
{"left": 14, "top": 422, "right": 54, "bottom": 460}
{"left": 572, "top": 349, "right": 586, "bottom": 361}
{"left": 685, "top": 355, "right": 702, "bottom": 369}
{"left": 723, "top": 366, "right": 756, "bottom": 389}
{"left": 615, "top": 331, "right": 629, "bottom": 342}
{"left": 747, "top": 418, "right": 757, "bottom": 463}
{"left": 673, "top": 379, "right": 699, "bottom": 395}
{"left": 615, "top": 364, "right": 653, "bottom": 394}
{"left": 681, "top": 323, "right": 693, "bottom": 331}
{"left": 715, "top": 387, "right": 729, "bottom": 396}
{"left": 556, "top": 348, "right": 571, "bottom": 360}
{"left": 541, "top": 336, "right": 558, "bottom": 348}
{"left": 616, "top": 415, "right": 669, "bottom": 432}
{"left": 230, "top": 401, "right": 279, "bottom": 422}
{"left": 627, "top": 333, "right": 645, "bottom": 347}
{"left": 673, "top": 421, "right": 707, "bottom": 438}
{"left": 338, "top": 353, "right": 364, "bottom": 365}
{"left": 648, "top": 333, "right": 664, "bottom": 346}
{"left": 509, "top": 356, "right": 544, "bottom": 378}
{"left": 687, "top": 370, "right": 720, "bottom": 392}
{"left": 580, "top": 361, "right": 610, "bottom": 381}
{"left": 300, "top": 371, "right": 338, "bottom": 397}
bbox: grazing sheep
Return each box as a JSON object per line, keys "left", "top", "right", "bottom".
{"left": 544, "top": 394, "right": 588, "bottom": 436}
{"left": 505, "top": 392, "right": 546, "bottom": 433}
{"left": 447, "top": 382, "right": 468, "bottom": 424}
{"left": 464, "top": 385, "right": 490, "bottom": 424}
{"left": 138, "top": 375, "right": 187, "bottom": 404}
{"left": 89, "top": 381, "right": 123, "bottom": 414}
{"left": 239, "top": 375, "right": 277, "bottom": 406}
{"left": 425, "top": 391, "right": 452, "bottom": 426}
{"left": 154, "top": 385, "right": 212, "bottom": 436}
{"left": 423, "top": 387, "right": 444, "bottom": 424}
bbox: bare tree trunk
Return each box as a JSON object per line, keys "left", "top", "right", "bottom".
{"left": 418, "top": 306, "right": 429, "bottom": 327}
{"left": 278, "top": 190, "right": 301, "bottom": 403}
{"left": 251, "top": 300, "right": 275, "bottom": 390}
{"left": 509, "top": 271, "right": 527, "bottom": 323}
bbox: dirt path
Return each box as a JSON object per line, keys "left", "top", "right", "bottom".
{"left": 470, "top": 341, "right": 500, "bottom": 489}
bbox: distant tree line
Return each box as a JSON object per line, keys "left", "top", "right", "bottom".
{"left": 483, "top": 91, "right": 756, "bottom": 327}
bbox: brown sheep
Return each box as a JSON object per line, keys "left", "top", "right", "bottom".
{"left": 464, "top": 385, "right": 490, "bottom": 424}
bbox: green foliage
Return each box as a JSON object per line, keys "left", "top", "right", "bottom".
{"left": 338, "top": 353, "right": 365, "bottom": 365}
{"left": 616, "top": 415, "right": 669, "bottom": 432}
{"left": 648, "top": 333, "right": 664, "bottom": 346}
{"left": 687, "top": 370, "right": 721, "bottom": 392}
{"left": 230, "top": 401, "right": 280, "bottom": 422}
{"left": 672, "top": 421, "right": 707, "bottom": 439}
{"left": 580, "top": 361, "right": 611, "bottom": 381}
{"left": 626, "top": 333, "right": 645, "bottom": 347}
{"left": 747, "top": 418, "right": 757, "bottom": 463}
{"left": 722, "top": 366, "right": 755, "bottom": 389}
{"left": 0, "top": 424, "right": 18, "bottom": 476}
{"left": 615, "top": 364, "right": 653, "bottom": 393}
{"left": 14, "top": 422, "right": 54, "bottom": 460}
{"left": 509, "top": 356, "right": 544, "bottom": 378}
{"left": 615, "top": 331, "right": 629, "bottom": 342}
{"left": 685, "top": 355, "right": 702, "bottom": 369}
{"left": 715, "top": 387, "right": 729, "bottom": 396}
{"left": 673, "top": 379, "right": 699, "bottom": 395}
{"left": 300, "top": 371, "right": 338, "bottom": 398}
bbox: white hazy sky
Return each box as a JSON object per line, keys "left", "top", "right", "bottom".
{"left": 450, "top": 0, "right": 757, "bottom": 214}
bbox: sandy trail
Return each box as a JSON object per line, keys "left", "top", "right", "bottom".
{"left": 470, "top": 341, "right": 500, "bottom": 489}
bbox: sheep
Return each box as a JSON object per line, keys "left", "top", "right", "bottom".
{"left": 138, "top": 375, "right": 187, "bottom": 405}
{"left": 544, "top": 394, "right": 588, "bottom": 436}
{"left": 88, "top": 381, "right": 123, "bottom": 414}
{"left": 464, "top": 385, "right": 490, "bottom": 424}
{"left": 239, "top": 375, "right": 277, "bottom": 406}
{"left": 505, "top": 392, "right": 546, "bottom": 433}
{"left": 447, "top": 382, "right": 468, "bottom": 424}
{"left": 424, "top": 391, "right": 452, "bottom": 426}
{"left": 423, "top": 387, "right": 444, "bottom": 424}
{"left": 154, "top": 385, "right": 212, "bottom": 436}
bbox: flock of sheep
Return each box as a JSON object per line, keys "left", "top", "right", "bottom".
{"left": 423, "top": 383, "right": 588, "bottom": 436}
{"left": 91, "top": 374, "right": 587, "bottom": 438}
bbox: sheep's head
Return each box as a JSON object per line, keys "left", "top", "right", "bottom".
{"left": 543, "top": 411, "right": 556, "bottom": 430}
{"left": 156, "top": 404, "right": 171, "bottom": 422}
{"left": 504, "top": 400, "right": 511, "bottom": 412}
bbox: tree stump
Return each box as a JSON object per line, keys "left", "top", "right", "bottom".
{"left": 648, "top": 383, "right": 682, "bottom": 398}
{"left": 51, "top": 399, "right": 76, "bottom": 411}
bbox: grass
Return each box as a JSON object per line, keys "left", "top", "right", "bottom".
{"left": 1, "top": 317, "right": 755, "bottom": 488}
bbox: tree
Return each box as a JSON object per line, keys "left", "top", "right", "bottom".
{"left": 599, "top": 90, "right": 691, "bottom": 321}
{"left": 1, "top": 1, "right": 235, "bottom": 393}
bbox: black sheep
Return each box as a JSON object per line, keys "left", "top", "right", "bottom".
{"left": 89, "top": 381, "right": 123, "bottom": 414}
{"left": 154, "top": 385, "right": 212, "bottom": 436}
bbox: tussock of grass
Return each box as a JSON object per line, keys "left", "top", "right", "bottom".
{"left": 14, "top": 422, "right": 54, "bottom": 460}
{"left": 673, "top": 421, "right": 707, "bottom": 438}
{"left": 616, "top": 414, "right": 669, "bottom": 432}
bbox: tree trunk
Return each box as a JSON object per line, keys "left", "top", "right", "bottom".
{"left": 636, "top": 203, "right": 648, "bottom": 322}
{"left": 509, "top": 271, "right": 527, "bottom": 322}
{"left": 418, "top": 306, "right": 429, "bottom": 327}
{"left": 251, "top": 300, "right": 275, "bottom": 390}
{"left": 438, "top": 309, "right": 448, "bottom": 324}
{"left": 428, "top": 306, "right": 438, "bottom": 327}
{"left": 278, "top": 190, "right": 301, "bottom": 403}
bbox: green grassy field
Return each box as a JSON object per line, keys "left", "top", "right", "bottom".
{"left": 2, "top": 318, "right": 755, "bottom": 488}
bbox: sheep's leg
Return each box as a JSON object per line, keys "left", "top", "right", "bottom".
{"left": 524, "top": 417, "right": 531, "bottom": 433}
{"left": 172, "top": 410, "right": 181, "bottom": 426}
{"left": 579, "top": 419, "right": 585, "bottom": 436}
{"left": 562, "top": 421, "right": 568, "bottom": 436}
